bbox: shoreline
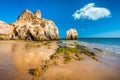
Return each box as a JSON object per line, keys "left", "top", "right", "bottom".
{"left": 0, "top": 40, "right": 120, "bottom": 80}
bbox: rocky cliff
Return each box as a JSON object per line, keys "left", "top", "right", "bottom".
{"left": 66, "top": 28, "right": 78, "bottom": 40}
{"left": 0, "top": 21, "right": 14, "bottom": 40}
{"left": 0, "top": 9, "right": 60, "bottom": 40}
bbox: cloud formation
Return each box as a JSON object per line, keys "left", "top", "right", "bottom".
{"left": 72, "top": 3, "right": 111, "bottom": 20}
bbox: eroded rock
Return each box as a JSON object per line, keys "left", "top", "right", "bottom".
{"left": 0, "top": 21, "right": 14, "bottom": 40}
{"left": 66, "top": 28, "right": 78, "bottom": 40}
{"left": 13, "top": 9, "right": 60, "bottom": 40}
{"left": 0, "top": 9, "right": 60, "bottom": 40}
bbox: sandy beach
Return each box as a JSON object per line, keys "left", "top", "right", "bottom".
{"left": 0, "top": 40, "right": 120, "bottom": 80}
{"left": 42, "top": 53, "right": 120, "bottom": 80}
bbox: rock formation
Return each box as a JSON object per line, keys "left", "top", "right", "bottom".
{"left": 0, "top": 21, "right": 14, "bottom": 40}
{"left": 34, "top": 10, "right": 41, "bottom": 18}
{"left": 0, "top": 9, "right": 60, "bottom": 40}
{"left": 66, "top": 28, "right": 78, "bottom": 40}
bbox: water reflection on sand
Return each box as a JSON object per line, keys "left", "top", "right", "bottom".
{"left": 0, "top": 40, "right": 120, "bottom": 80}
{"left": 0, "top": 40, "right": 57, "bottom": 80}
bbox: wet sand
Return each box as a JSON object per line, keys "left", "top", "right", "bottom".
{"left": 43, "top": 54, "right": 120, "bottom": 80}
{"left": 0, "top": 40, "right": 120, "bottom": 80}
{"left": 0, "top": 40, "right": 58, "bottom": 80}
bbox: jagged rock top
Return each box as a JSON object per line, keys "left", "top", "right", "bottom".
{"left": 17, "top": 9, "right": 36, "bottom": 21}
{"left": 12, "top": 9, "right": 60, "bottom": 40}
{"left": 34, "top": 10, "right": 41, "bottom": 18}
{"left": 66, "top": 28, "right": 78, "bottom": 40}
{"left": 0, "top": 9, "right": 60, "bottom": 40}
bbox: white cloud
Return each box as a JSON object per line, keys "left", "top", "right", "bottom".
{"left": 72, "top": 3, "right": 111, "bottom": 20}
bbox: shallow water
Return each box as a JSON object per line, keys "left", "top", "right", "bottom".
{"left": 78, "top": 38, "right": 120, "bottom": 54}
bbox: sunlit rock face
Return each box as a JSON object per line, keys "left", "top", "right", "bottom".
{"left": 0, "top": 21, "right": 14, "bottom": 40}
{"left": 34, "top": 10, "right": 41, "bottom": 18}
{"left": 13, "top": 9, "right": 60, "bottom": 40}
{"left": 0, "top": 9, "right": 60, "bottom": 40}
{"left": 66, "top": 28, "right": 78, "bottom": 40}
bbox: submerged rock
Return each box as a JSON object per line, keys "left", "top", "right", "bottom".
{"left": 66, "top": 28, "right": 78, "bottom": 40}
{"left": 0, "top": 9, "right": 60, "bottom": 40}
{"left": 0, "top": 21, "right": 14, "bottom": 40}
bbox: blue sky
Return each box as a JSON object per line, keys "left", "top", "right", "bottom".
{"left": 0, "top": 0, "right": 120, "bottom": 38}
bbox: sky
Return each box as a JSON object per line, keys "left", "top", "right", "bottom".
{"left": 0, "top": 0, "right": 120, "bottom": 38}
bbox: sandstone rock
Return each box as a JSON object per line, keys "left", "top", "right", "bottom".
{"left": 66, "top": 28, "right": 78, "bottom": 40}
{"left": 0, "top": 21, "right": 14, "bottom": 40}
{"left": 34, "top": 10, "right": 41, "bottom": 18}
{"left": 13, "top": 9, "right": 60, "bottom": 40}
{"left": 17, "top": 9, "right": 36, "bottom": 21}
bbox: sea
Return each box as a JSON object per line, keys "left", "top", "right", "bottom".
{"left": 78, "top": 38, "right": 120, "bottom": 54}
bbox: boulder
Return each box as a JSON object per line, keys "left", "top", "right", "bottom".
{"left": 66, "top": 28, "right": 78, "bottom": 40}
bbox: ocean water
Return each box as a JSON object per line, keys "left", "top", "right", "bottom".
{"left": 78, "top": 38, "right": 120, "bottom": 54}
